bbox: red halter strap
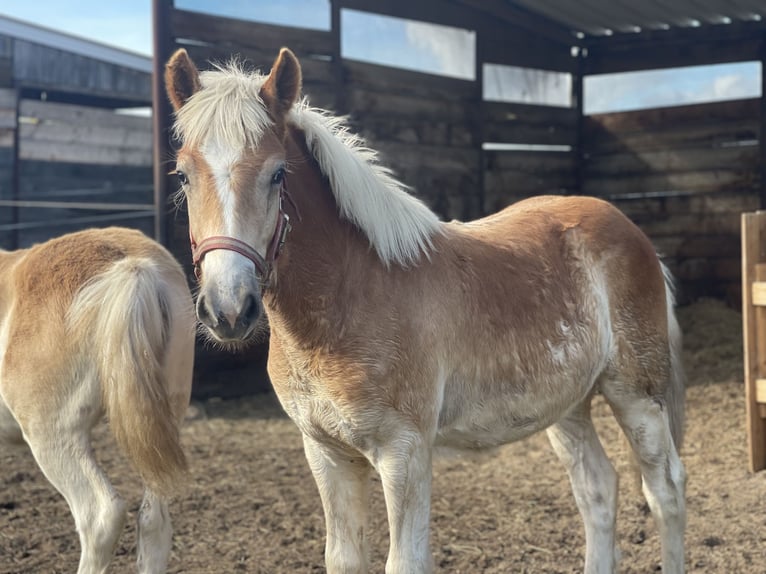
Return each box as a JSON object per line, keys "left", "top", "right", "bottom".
{"left": 189, "top": 183, "right": 299, "bottom": 285}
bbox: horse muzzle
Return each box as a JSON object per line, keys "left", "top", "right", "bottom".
{"left": 196, "top": 287, "right": 261, "bottom": 342}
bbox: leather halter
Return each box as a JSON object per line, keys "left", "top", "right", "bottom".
{"left": 189, "top": 182, "right": 299, "bottom": 286}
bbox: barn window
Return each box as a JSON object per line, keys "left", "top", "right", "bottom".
{"left": 341, "top": 10, "right": 475, "bottom": 80}
{"left": 483, "top": 64, "right": 572, "bottom": 108}
{"left": 585, "top": 61, "right": 762, "bottom": 114}
{"left": 175, "top": 0, "right": 331, "bottom": 30}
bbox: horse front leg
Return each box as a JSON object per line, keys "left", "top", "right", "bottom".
{"left": 303, "top": 434, "right": 372, "bottom": 574}
{"left": 375, "top": 431, "right": 434, "bottom": 574}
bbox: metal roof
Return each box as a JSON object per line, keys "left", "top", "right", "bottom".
{"left": 509, "top": 0, "right": 766, "bottom": 38}
{"left": 0, "top": 14, "right": 151, "bottom": 72}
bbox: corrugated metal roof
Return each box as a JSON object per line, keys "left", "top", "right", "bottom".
{"left": 510, "top": 0, "right": 766, "bottom": 37}
{"left": 0, "top": 15, "right": 151, "bottom": 72}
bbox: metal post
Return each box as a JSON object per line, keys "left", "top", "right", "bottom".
{"left": 152, "top": 0, "right": 174, "bottom": 246}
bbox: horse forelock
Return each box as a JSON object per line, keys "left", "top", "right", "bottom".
{"left": 172, "top": 62, "right": 273, "bottom": 151}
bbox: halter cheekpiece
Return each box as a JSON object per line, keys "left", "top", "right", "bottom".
{"left": 189, "top": 181, "right": 298, "bottom": 286}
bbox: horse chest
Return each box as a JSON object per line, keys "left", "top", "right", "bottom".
{"left": 269, "top": 351, "right": 375, "bottom": 453}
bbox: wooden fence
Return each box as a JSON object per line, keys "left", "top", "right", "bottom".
{"left": 0, "top": 88, "right": 153, "bottom": 248}
{"left": 741, "top": 211, "right": 766, "bottom": 472}
{"left": 584, "top": 99, "right": 760, "bottom": 303}
{"left": 153, "top": 6, "right": 761, "bottom": 396}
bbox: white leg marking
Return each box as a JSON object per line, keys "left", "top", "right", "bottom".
{"left": 547, "top": 402, "right": 619, "bottom": 574}
{"left": 136, "top": 489, "right": 173, "bottom": 574}
{"left": 303, "top": 435, "right": 372, "bottom": 574}
{"left": 375, "top": 431, "right": 434, "bottom": 574}
{"left": 614, "top": 399, "right": 686, "bottom": 574}
{"left": 26, "top": 431, "right": 126, "bottom": 574}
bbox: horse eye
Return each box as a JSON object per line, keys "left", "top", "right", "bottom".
{"left": 176, "top": 170, "right": 188, "bottom": 186}
{"left": 271, "top": 168, "right": 286, "bottom": 186}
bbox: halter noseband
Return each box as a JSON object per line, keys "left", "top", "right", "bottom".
{"left": 189, "top": 182, "right": 299, "bottom": 286}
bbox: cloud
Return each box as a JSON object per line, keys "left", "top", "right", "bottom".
{"left": 585, "top": 63, "right": 760, "bottom": 114}
{"left": 404, "top": 21, "right": 474, "bottom": 79}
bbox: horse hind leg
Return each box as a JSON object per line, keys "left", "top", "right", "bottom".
{"left": 23, "top": 417, "right": 127, "bottom": 574}
{"left": 602, "top": 379, "right": 686, "bottom": 574}
{"left": 547, "top": 398, "right": 619, "bottom": 574}
{"left": 137, "top": 489, "right": 172, "bottom": 574}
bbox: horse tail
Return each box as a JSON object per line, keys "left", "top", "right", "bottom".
{"left": 68, "top": 256, "right": 189, "bottom": 496}
{"left": 661, "top": 262, "right": 686, "bottom": 451}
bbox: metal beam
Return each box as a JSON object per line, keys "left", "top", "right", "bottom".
{"left": 152, "top": 0, "right": 173, "bottom": 246}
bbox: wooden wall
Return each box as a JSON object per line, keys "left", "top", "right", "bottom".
{"left": 583, "top": 98, "right": 760, "bottom": 303}
{"left": 483, "top": 102, "right": 578, "bottom": 212}
{"left": 154, "top": 6, "right": 761, "bottom": 396}
{"left": 0, "top": 88, "right": 153, "bottom": 248}
{"left": 159, "top": 7, "right": 761, "bottom": 310}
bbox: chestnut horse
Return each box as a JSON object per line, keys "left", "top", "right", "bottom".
{"left": 0, "top": 227, "right": 195, "bottom": 574}
{"left": 165, "top": 48, "right": 686, "bottom": 573}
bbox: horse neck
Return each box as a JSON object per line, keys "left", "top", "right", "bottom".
{"left": 265, "top": 125, "right": 385, "bottom": 340}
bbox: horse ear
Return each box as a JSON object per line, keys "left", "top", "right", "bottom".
{"left": 260, "top": 47, "right": 302, "bottom": 115}
{"left": 165, "top": 49, "right": 201, "bottom": 112}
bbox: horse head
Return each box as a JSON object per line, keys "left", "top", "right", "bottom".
{"left": 165, "top": 47, "right": 302, "bottom": 344}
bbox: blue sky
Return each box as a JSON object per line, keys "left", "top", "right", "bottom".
{"left": 0, "top": 0, "right": 760, "bottom": 113}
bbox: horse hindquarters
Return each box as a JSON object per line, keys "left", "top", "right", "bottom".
{"left": 69, "top": 255, "right": 194, "bottom": 572}
{"left": 2, "top": 254, "right": 191, "bottom": 574}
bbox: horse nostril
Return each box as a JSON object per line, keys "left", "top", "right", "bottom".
{"left": 239, "top": 294, "right": 260, "bottom": 326}
{"left": 196, "top": 295, "right": 215, "bottom": 327}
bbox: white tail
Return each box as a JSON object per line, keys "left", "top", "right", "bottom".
{"left": 68, "top": 257, "right": 188, "bottom": 496}
{"left": 662, "top": 262, "right": 686, "bottom": 450}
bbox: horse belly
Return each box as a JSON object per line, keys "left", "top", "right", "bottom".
{"left": 435, "top": 341, "right": 608, "bottom": 450}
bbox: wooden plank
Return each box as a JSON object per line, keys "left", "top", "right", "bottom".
{"left": 19, "top": 140, "right": 152, "bottom": 166}
{"left": 585, "top": 99, "right": 758, "bottom": 136}
{"left": 585, "top": 119, "right": 759, "bottom": 155}
{"left": 19, "top": 122, "right": 151, "bottom": 150}
{"left": 355, "top": 117, "right": 475, "bottom": 147}
{"left": 374, "top": 141, "right": 480, "bottom": 172}
{"left": 348, "top": 89, "right": 472, "bottom": 122}
{"left": 181, "top": 43, "right": 335, "bottom": 86}
{"left": 485, "top": 150, "right": 575, "bottom": 173}
{"left": 583, "top": 170, "right": 756, "bottom": 197}
{"left": 20, "top": 100, "right": 152, "bottom": 131}
{"left": 756, "top": 379, "right": 766, "bottom": 404}
{"left": 485, "top": 101, "right": 578, "bottom": 129}
{"left": 585, "top": 146, "right": 759, "bottom": 177}
{"left": 753, "top": 281, "right": 766, "bottom": 307}
{"left": 741, "top": 212, "right": 766, "bottom": 471}
{"left": 343, "top": 59, "right": 475, "bottom": 101}
{"left": 756, "top": 264, "right": 766, "bottom": 420}
{"left": 609, "top": 191, "right": 759, "bottom": 217}
{"left": 171, "top": 9, "right": 333, "bottom": 56}
{"left": 0, "top": 88, "right": 17, "bottom": 108}
{"left": 484, "top": 101, "right": 578, "bottom": 146}
{"left": 632, "top": 211, "right": 742, "bottom": 237}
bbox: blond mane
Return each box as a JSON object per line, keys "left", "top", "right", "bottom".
{"left": 172, "top": 62, "right": 441, "bottom": 267}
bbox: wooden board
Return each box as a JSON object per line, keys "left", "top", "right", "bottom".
{"left": 343, "top": 60, "right": 475, "bottom": 101}
{"left": 171, "top": 9, "right": 333, "bottom": 56}
{"left": 741, "top": 212, "right": 766, "bottom": 472}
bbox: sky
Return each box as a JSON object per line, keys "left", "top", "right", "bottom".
{"left": 0, "top": 0, "right": 760, "bottom": 114}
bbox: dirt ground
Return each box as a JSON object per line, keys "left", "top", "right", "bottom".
{"left": 2, "top": 298, "right": 765, "bottom": 573}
